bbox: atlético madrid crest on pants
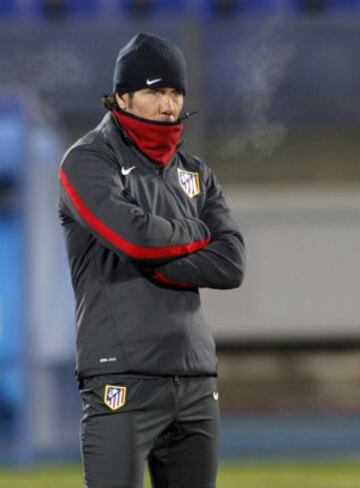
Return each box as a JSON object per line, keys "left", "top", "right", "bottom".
{"left": 177, "top": 168, "right": 201, "bottom": 198}
{"left": 104, "top": 385, "right": 127, "bottom": 411}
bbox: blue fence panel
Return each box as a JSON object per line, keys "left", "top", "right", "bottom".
{"left": 0, "top": 99, "right": 30, "bottom": 463}
{"left": 0, "top": 215, "right": 23, "bottom": 437}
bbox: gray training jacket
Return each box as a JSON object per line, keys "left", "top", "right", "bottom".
{"left": 58, "top": 112, "right": 245, "bottom": 379}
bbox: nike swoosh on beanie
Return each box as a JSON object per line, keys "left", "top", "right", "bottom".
{"left": 113, "top": 33, "right": 187, "bottom": 95}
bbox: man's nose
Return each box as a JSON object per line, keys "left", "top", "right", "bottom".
{"left": 160, "top": 96, "right": 175, "bottom": 115}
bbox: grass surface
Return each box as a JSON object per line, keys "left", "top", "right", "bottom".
{"left": 1, "top": 459, "right": 360, "bottom": 487}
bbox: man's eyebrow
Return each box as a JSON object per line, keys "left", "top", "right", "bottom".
{"left": 146, "top": 87, "right": 183, "bottom": 95}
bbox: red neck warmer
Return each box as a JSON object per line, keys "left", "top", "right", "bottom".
{"left": 113, "top": 109, "right": 184, "bottom": 167}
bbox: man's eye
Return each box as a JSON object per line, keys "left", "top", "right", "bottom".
{"left": 172, "top": 91, "right": 184, "bottom": 100}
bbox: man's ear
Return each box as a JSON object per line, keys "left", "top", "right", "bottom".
{"left": 115, "top": 93, "right": 127, "bottom": 110}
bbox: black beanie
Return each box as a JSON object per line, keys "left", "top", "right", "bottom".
{"left": 113, "top": 33, "right": 187, "bottom": 95}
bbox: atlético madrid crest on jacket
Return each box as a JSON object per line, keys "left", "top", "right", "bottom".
{"left": 177, "top": 168, "right": 201, "bottom": 198}
{"left": 104, "top": 385, "right": 127, "bottom": 411}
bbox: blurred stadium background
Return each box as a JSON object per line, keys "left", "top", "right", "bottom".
{"left": 1, "top": 0, "right": 360, "bottom": 486}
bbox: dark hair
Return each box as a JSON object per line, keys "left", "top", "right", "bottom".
{"left": 102, "top": 93, "right": 118, "bottom": 111}
{"left": 102, "top": 92, "right": 135, "bottom": 111}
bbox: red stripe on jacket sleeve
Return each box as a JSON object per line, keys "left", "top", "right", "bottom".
{"left": 153, "top": 271, "right": 197, "bottom": 288}
{"left": 59, "top": 167, "right": 210, "bottom": 260}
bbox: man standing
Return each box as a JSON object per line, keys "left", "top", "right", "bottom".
{"left": 59, "top": 33, "right": 245, "bottom": 488}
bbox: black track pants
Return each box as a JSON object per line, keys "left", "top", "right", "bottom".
{"left": 80, "top": 374, "right": 220, "bottom": 488}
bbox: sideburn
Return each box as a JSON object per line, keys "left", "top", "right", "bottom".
{"left": 126, "top": 93, "right": 134, "bottom": 110}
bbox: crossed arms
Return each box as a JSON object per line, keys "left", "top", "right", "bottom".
{"left": 59, "top": 145, "right": 245, "bottom": 290}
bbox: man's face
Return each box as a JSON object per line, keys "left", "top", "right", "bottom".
{"left": 116, "top": 87, "right": 184, "bottom": 123}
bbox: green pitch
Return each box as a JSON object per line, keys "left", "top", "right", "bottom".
{"left": 1, "top": 459, "right": 360, "bottom": 487}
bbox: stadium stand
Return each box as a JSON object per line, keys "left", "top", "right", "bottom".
{"left": 1, "top": 0, "right": 360, "bottom": 19}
